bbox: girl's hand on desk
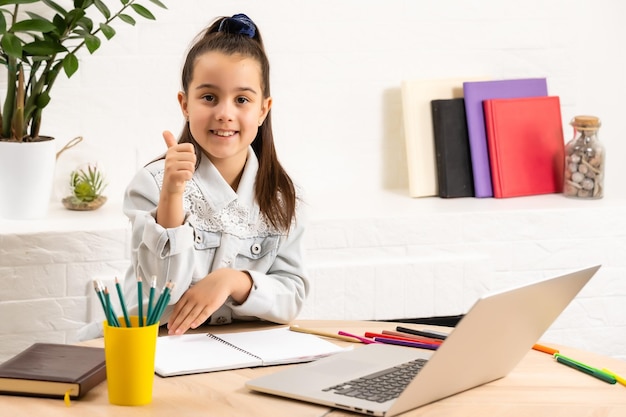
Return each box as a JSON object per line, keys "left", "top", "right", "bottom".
{"left": 167, "top": 269, "right": 253, "bottom": 335}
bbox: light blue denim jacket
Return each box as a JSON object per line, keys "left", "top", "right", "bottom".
{"left": 122, "top": 147, "right": 308, "bottom": 325}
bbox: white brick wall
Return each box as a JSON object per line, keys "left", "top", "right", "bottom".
{"left": 1, "top": 193, "right": 625, "bottom": 364}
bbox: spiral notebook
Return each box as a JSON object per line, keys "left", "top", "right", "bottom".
{"left": 154, "top": 327, "right": 348, "bottom": 377}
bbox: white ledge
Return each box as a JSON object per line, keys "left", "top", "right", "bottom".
{"left": 2, "top": 190, "right": 626, "bottom": 235}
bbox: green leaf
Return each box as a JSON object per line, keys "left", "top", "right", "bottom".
{"left": 84, "top": 34, "right": 101, "bottom": 54}
{"left": 76, "top": 15, "right": 94, "bottom": 32}
{"left": 0, "top": 11, "right": 6, "bottom": 35}
{"left": 131, "top": 4, "right": 156, "bottom": 20}
{"left": 42, "top": 0, "right": 69, "bottom": 16}
{"left": 148, "top": 0, "right": 167, "bottom": 9}
{"left": 62, "top": 53, "right": 79, "bottom": 77}
{"left": 118, "top": 13, "right": 136, "bottom": 26}
{"left": 36, "top": 91, "right": 51, "bottom": 108}
{"left": 99, "top": 23, "right": 115, "bottom": 40}
{"left": 0, "top": 0, "right": 40, "bottom": 5}
{"left": 120, "top": 0, "right": 129, "bottom": 5}
{"left": 52, "top": 14, "right": 67, "bottom": 34}
{"left": 1, "top": 33, "right": 23, "bottom": 58}
{"left": 93, "top": 0, "right": 111, "bottom": 19}
{"left": 22, "top": 39, "right": 66, "bottom": 55}
{"left": 66, "top": 9, "right": 86, "bottom": 28}
{"left": 10, "top": 19, "right": 57, "bottom": 34}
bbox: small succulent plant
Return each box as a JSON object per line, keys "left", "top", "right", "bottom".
{"left": 62, "top": 162, "right": 108, "bottom": 211}
{"left": 68, "top": 163, "right": 107, "bottom": 203}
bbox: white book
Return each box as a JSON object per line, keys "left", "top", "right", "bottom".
{"left": 154, "top": 327, "right": 349, "bottom": 377}
{"left": 401, "top": 77, "right": 488, "bottom": 198}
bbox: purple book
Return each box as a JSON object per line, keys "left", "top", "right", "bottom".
{"left": 463, "top": 78, "right": 548, "bottom": 197}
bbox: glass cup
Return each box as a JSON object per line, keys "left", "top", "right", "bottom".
{"left": 103, "top": 316, "right": 159, "bottom": 406}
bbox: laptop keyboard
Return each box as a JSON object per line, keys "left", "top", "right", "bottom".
{"left": 322, "top": 358, "right": 428, "bottom": 403}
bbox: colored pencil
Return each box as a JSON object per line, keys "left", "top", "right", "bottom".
{"left": 289, "top": 325, "right": 363, "bottom": 343}
{"left": 147, "top": 276, "right": 157, "bottom": 324}
{"left": 114, "top": 277, "right": 131, "bottom": 327}
{"left": 104, "top": 287, "right": 120, "bottom": 327}
{"left": 137, "top": 277, "right": 144, "bottom": 327}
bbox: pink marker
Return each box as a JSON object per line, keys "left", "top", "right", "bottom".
{"left": 338, "top": 331, "right": 381, "bottom": 344}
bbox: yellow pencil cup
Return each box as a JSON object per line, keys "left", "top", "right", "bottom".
{"left": 103, "top": 316, "right": 159, "bottom": 406}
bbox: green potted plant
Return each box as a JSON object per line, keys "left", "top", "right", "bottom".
{"left": 0, "top": 0, "right": 167, "bottom": 219}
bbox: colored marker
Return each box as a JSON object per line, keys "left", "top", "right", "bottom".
{"left": 396, "top": 326, "right": 448, "bottom": 340}
{"left": 601, "top": 368, "right": 626, "bottom": 387}
{"left": 374, "top": 337, "right": 440, "bottom": 350}
{"left": 365, "top": 331, "right": 443, "bottom": 345}
{"left": 337, "top": 331, "right": 380, "bottom": 344}
{"left": 533, "top": 343, "right": 559, "bottom": 355}
{"left": 382, "top": 330, "right": 444, "bottom": 345}
{"left": 554, "top": 354, "right": 616, "bottom": 384}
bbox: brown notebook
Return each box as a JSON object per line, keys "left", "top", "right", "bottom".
{"left": 0, "top": 343, "right": 106, "bottom": 399}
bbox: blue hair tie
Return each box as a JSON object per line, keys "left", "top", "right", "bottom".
{"left": 218, "top": 13, "right": 256, "bottom": 38}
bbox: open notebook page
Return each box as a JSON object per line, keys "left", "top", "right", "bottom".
{"left": 155, "top": 327, "right": 348, "bottom": 377}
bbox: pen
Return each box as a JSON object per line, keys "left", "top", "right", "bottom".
{"left": 396, "top": 326, "right": 449, "bottom": 340}
{"left": 289, "top": 325, "right": 361, "bottom": 343}
{"left": 532, "top": 343, "right": 559, "bottom": 355}
{"left": 338, "top": 331, "right": 379, "bottom": 344}
{"left": 554, "top": 354, "right": 616, "bottom": 384}
{"left": 601, "top": 368, "right": 626, "bottom": 387}
{"left": 374, "top": 337, "right": 440, "bottom": 350}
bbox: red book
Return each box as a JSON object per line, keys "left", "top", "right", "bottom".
{"left": 483, "top": 96, "right": 565, "bottom": 198}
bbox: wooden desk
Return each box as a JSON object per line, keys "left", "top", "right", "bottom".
{"left": 1, "top": 320, "right": 625, "bottom": 416}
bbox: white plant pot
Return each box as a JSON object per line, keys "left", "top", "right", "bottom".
{"left": 0, "top": 139, "right": 56, "bottom": 219}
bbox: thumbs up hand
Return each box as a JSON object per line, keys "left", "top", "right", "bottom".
{"left": 161, "top": 130, "right": 197, "bottom": 196}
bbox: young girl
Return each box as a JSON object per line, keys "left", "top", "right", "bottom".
{"left": 122, "top": 13, "right": 308, "bottom": 335}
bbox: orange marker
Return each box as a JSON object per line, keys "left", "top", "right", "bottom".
{"left": 533, "top": 343, "right": 559, "bottom": 355}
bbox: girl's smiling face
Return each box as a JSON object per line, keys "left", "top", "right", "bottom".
{"left": 178, "top": 51, "right": 271, "bottom": 173}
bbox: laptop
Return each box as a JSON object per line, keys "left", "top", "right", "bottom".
{"left": 246, "top": 265, "right": 600, "bottom": 416}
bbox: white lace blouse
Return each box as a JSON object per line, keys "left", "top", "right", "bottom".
{"left": 122, "top": 147, "right": 309, "bottom": 326}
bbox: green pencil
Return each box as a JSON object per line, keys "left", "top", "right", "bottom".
{"left": 114, "top": 277, "right": 131, "bottom": 327}
{"left": 104, "top": 287, "right": 120, "bottom": 327}
{"left": 147, "top": 275, "right": 157, "bottom": 323}
{"left": 93, "top": 281, "right": 111, "bottom": 326}
{"left": 152, "top": 282, "right": 173, "bottom": 325}
{"left": 137, "top": 277, "right": 144, "bottom": 327}
{"left": 148, "top": 281, "right": 173, "bottom": 325}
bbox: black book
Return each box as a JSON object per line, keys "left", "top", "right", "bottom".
{"left": 430, "top": 98, "right": 475, "bottom": 198}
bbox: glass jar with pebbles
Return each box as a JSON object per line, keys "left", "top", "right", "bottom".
{"left": 563, "top": 115, "right": 604, "bottom": 199}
